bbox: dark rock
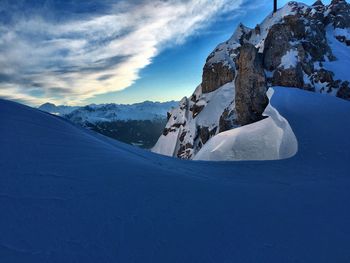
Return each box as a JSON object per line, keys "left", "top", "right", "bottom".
{"left": 263, "top": 24, "right": 292, "bottom": 70}
{"left": 336, "top": 35, "right": 350, "bottom": 46}
{"left": 179, "top": 131, "right": 186, "bottom": 142}
{"left": 337, "top": 81, "right": 350, "bottom": 100}
{"left": 326, "top": 0, "right": 350, "bottom": 28}
{"left": 235, "top": 43, "right": 268, "bottom": 126}
{"left": 313, "top": 69, "right": 334, "bottom": 83}
{"left": 162, "top": 127, "right": 175, "bottom": 136}
{"left": 190, "top": 94, "right": 197, "bottom": 102}
{"left": 198, "top": 126, "right": 210, "bottom": 144}
{"left": 190, "top": 104, "right": 205, "bottom": 118}
{"left": 284, "top": 15, "right": 307, "bottom": 39}
{"left": 202, "top": 62, "right": 235, "bottom": 93}
{"left": 176, "top": 143, "right": 193, "bottom": 159}
{"left": 272, "top": 63, "right": 305, "bottom": 88}
{"left": 219, "top": 108, "right": 234, "bottom": 132}
{"left": 172, "top": 121, "right": 186, "bottom": 128}
{"left": 210, "top": 127, "right": 217, "bottom": 137}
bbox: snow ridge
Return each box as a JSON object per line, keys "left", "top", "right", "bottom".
{"left": 194, "top": 88, "right": 298, "bottom": 161}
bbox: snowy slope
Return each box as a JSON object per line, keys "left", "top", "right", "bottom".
{"left": 1, "top": 88, "right": 350, "bottom": 262}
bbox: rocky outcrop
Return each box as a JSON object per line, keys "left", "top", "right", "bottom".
{"left": 219, "top": 108, "right": 235, "bottom": 132}
{"left": 337, "top": 81, "right": 350, "bottom": 99}
{"left": 235, "top": 43, "right": 268, "bottom": 125}
{"left": 326, "top": 0, "right": 350, "bottom": 28}
{"left": 262, "top": 1, "right": 339, "bottom": 90}
{"left": 152, "top": 0, "right": 350, "bottom": 160}
{"left": 263, "top": 22, "right": 295, "bottom": 71}
{"left": 272, "top": 63, "right": 305, "bottom": 88}
{"left": 202, "top": 63, "right": 235, "bottom": 93}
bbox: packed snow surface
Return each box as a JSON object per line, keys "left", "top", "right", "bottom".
{"left": 194, "top": 88, "right": 298, "bottom": 161}
{"left": 1, "top": 88, "right": 350, "bottom": 262}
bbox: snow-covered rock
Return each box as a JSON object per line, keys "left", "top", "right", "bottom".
{"left": 152, "top": 82, "right": 236, "bottom": 158}
{"left": 153, "top": 0, "right": 350, "bottom": 160}
{"left": 194, "top": 88, "right": 298, "bottom": 161}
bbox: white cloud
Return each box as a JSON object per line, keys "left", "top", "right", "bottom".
{"left": 0, "top": 0, "right": 243, "bottom": 105}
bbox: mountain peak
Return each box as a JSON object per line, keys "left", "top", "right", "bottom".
{"left": 312, "top": 0, "right": 324, "bottom": 6}
{"left": 39, "top": 102, "right": 56, "bottom": 108}
{"left": 152, "top": 0, "right": 350, "bottom": 160}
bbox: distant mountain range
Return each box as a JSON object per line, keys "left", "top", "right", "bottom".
{"left": 39, "top": 100, "right": 178, "bottom": 148}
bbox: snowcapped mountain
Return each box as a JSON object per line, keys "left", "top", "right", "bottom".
{"left": 2, "top": 85, "right": 350, "bottom": 262}
{"left": 39, "top": 101, "right": 178, "bottom": 123}
{"left": 38, "top": 102, "right": 79, "bottom": 115}
{"left": 153, "top": 0, "right": 350, "bottom": 160}
{"left": 39, "top": 100, "right": 177, "bottom": 148}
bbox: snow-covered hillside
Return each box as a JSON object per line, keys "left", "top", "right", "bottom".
{"left": 1, "top": 87, "right": 350, "bottom": 262}
{"left": 153, "top": 0, "right": 350, "bottom": 160}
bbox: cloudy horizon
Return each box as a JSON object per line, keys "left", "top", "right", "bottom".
{"left": 0, "top": 0, "right": 323, "bottom": 106}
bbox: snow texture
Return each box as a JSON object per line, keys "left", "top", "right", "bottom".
{"left": 194, "top": 88, "right": 298, "bottom": 161}
{"left": 1, "top": 87, "right": 350, "bottom": 262}
{"left": 324, "top": 26, "right": 350, "bottom": 83}
{"left": 280, "top": 49, "right": 299, "bottom": 69}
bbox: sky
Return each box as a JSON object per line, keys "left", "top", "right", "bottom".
{"left": 0, "top": 0, "right": 329, "bottom": 106}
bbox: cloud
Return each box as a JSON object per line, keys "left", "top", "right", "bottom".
{"left": 0, "top": 0, "right": 244, "bottom": 106}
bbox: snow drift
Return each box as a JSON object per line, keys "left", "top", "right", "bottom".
{"left": 194, "top": 88, "right": 298, "bottom": 161}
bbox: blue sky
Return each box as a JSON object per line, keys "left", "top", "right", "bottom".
{"left": 0, "top": 0, "right": 329, "bottom": 106}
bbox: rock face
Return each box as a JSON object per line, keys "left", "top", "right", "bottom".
{"left": 202, "top": 63, "right": 235, "bottom": 93}
{"left": 152, "top": 0, "right": 350, "bottom": 160}
{"left": 272, "top": 64, "right": 305, "bottom": 88}
{"left": 235, "top": 44, "right": 268, "bottom": 125}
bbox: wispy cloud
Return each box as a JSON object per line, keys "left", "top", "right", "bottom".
{"left": 0, "top": 0, "right": 243, "bottom": 106}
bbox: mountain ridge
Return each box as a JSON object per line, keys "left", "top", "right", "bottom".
{"left": 152, "top": 0, "right": 350, "bottom": 160}
{"left": 38, "top": 100, "right": 178, "bottom": 148}
{"left": 38, "top": 100, "right": 178, "bottom": 121}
